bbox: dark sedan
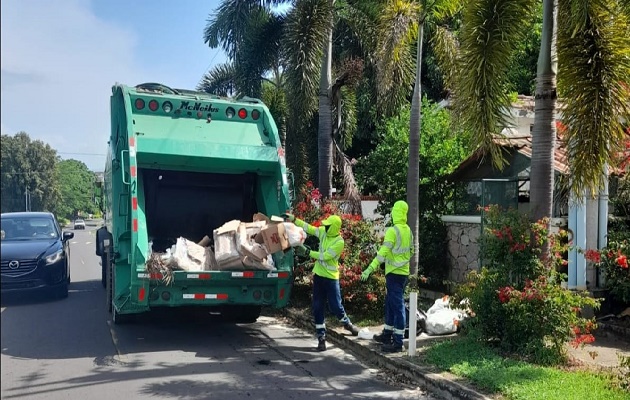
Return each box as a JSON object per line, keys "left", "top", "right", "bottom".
{"left": 1, "top": 212, "right": 74, "bottom": 298}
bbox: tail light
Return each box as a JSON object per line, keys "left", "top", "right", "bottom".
{"left": 135, "top": 98, "right": 145, "bottom": 110}
{"left": 149, "top": 100, "right": 159, "bottom": 111}
{"left": 238, "top": 108, "right": 247, "bottom": 119}
{"left": 251, "top": 109, "right": 260, "bottom": 120}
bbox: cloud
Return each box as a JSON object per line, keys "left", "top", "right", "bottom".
{"left": 0, "top": 0, "right": 146, "bottom": 170}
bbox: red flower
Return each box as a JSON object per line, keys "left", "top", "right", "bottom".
{"left": 584, "top": 249, "right": 602, "bottom": 263}
{"left": 617, "top": 254, "right": 628, "bottom": 269}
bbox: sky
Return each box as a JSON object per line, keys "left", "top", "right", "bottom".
{"left": 1, "top": 0, "right": 228, "bottom": 171}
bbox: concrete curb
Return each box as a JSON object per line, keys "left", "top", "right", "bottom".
{"left": 282, "top": 308, "right": 493, "bottom": 400}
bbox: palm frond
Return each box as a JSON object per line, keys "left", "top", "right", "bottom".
{"left": 204, "top": 1, "right": 263, "bottom": 58}
{"left": 431, "top": 24, "right": 460, "bottom": 95}
{"left": 558, "top": 0, "right": 630, "bottom": 196}
{"left": 283, "top": 0, "right": 333, "bottom": 122}
{"left": 197, "top": 63, "right": 238, "bottom": 97}
{"left": 453, "top": 0, "right": 537, "bottom": 169}
{"left": 375, "top": 0, "right": 420, "bottom": 116}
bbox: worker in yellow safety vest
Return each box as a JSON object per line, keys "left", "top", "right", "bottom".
{"left": 361, "top": 200, "right": 413, "bottom": 352}
{"left": 284, "top": 213, "right": 360, "bottom": 351}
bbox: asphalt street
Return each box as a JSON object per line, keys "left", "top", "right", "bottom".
{"left": 1, "top": 223, "right": 436, "bottom": 400}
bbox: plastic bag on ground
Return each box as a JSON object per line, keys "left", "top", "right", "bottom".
{"left": 358, "top": 328, "right": 374, "bottom": 340}
{"left": 425, "top": 296, "right": 468, "bottom": 336}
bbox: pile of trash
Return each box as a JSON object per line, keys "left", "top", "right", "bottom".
{"left": 145, "top": 213, "right": 306, "bottom": 281}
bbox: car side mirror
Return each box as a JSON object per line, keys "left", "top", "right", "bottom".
{"left": 63, "top": 231, "right": 74, "bottom": 241}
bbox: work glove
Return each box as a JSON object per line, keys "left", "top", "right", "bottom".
{"left": 295, "top": 244, "right": 310, "bottom": 257}
{"left": 282, "top": 213, "right": 296, "bottom": 222}
{"left": 361, "top": 265, "right": 376, "bottom": 281}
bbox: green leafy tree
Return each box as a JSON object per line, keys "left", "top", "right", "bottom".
{"left": 356, "top": 99, "right": 470, "bottom": 286}
{"left": 56, "top": 159, "right": 99, "bottom": 219}
{"left": 0, "top": 132, "right": 61, "bottom": 214}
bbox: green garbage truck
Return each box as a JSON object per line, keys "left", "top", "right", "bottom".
{"left": 98, "top": 82, "right": 294, "bottom": 324}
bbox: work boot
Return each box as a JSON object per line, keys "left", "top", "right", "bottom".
{"left": 373, "top": 331, "right": 393, "bottom": 344}
{"left": 344, "top": 323, "right": 360, "bottom": 336}
{"left": 381, "top": 342, "right": 404, "bottom": 353}
{"left": 317, "top": 337, "right": 327, "bottom": 352}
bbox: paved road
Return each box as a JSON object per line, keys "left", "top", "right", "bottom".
{"left": 1, "top": 224, "right": 435, "bottom": 400}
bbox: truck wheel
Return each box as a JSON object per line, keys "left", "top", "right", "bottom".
{"left": 105, "top": 247, "right": 112, "bottom": 313}
{"left": 100, "top": 254, "right": 107, "bottom": 288}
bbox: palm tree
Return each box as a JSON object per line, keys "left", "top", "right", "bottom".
{"left": 455, "top": 0, "right": 629, "bottom": 258}
{"left": 375, "top": 0, "right": 461, "bottom": 278}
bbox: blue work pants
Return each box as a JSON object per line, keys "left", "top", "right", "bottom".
{"left": 312, "top": 274, "right": 351, "bottom": 339}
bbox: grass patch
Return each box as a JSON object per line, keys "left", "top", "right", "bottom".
{"left": 421, "top": 337, "right": 629, "bottom": 400}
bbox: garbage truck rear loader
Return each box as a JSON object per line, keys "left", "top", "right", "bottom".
{"left": 99, "top": 82, "right": 294, "bottom": 324}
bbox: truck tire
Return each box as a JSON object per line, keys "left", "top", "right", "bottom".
{"left": 101, "top": 254, "right": 107, "bottom": 288}
{"left": 105, "top": 246, "right": 113, "bottom": 314}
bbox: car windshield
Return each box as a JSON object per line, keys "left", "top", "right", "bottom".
{"left": 1, "top": 217, "right": 59, "bottom": 241}
{"left": 75, "top": 220, "right": 85, "bottom": 223}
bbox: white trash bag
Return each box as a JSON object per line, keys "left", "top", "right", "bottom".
{"left": 425, "top": 296, "right": 468, "bottom": 336}
{"left": 283, "top": 222, "right": 307, "bottom": 247}
{"left": 358, "top": 328, "right": 374, "bottom": 340}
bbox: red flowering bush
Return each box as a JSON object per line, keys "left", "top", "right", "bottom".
{"left": 583, "top": 240, "right": 630, "bottom": 304}
{"left": 290, "top": 182, "right": 385, "bottom": 320}
{"left": 456, "top": 205, "right": 599, "bottom": 365}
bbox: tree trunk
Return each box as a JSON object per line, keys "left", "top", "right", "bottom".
{"left": 530, "top": 0, "right": 557, "bottom": 258}
{"left": 407, "top": 21, "right": 424, "bottom": 278}
{"left": 318, "top": 1, "right": 334, "bottom": 198}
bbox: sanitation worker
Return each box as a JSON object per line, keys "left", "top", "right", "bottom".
{"left": 360, "top": 200, "right": 413, "bottom": 353}
{"left": 284, "top": 213, "right": 360, "bottom": 351}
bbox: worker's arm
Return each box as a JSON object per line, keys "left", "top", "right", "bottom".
{"left": 309, "top": 237, "right": 343, "bottom": 262}
{"left": 366, "top": 227, "right": 395, "bottom": 271}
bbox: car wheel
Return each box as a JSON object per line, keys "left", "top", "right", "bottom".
{"left": 55, "top": 283, "right": 69, "bottom": 299}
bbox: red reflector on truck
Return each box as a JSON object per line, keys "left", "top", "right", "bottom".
{"left": 132, "top": 197, "right": 138, "bottom": 210}
{"left": 133, "top": 219, "right": 138, "bottom": 232}
{"left": 278, "top": 272, "right": 289, "bottom": 279}
{"left": 279, "top": 288, "right": 285, "bottom": 299}
{"left": 130, "top": 166, "right": 136, "bottom": 177}
{"left": 232, "top": 271, "right": 254, "bottom": 278}
{"left": 186, "top": 273, "right": 211, "bottom": 279}
{"left": 129, "top": 137, "right": 135, "bottom": 147}
{"left": 138, "top": 287, "right": 146, "bottom": 301}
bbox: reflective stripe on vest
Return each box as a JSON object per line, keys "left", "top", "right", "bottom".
{"left": 392, "top": 226, "right": 411, "bottom": 254}
{"left": 386, "top": 226, "right": 411, "bottom": 269}
{"left": 318, "top": 236, "right": 342, "bottom": 271}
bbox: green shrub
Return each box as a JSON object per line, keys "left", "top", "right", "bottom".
{"left": 456, "top": 205, "right": 600, "bottom": 365}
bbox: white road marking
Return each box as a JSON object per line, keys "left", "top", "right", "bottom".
{"left": 71, "top": 241, "right": 78, "bottom": 244}
{"left": 85, "top": 241, "right": 92, "bottom": 245}
{"left": 81, "top": 258, "right": 85, "bottom": 265}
